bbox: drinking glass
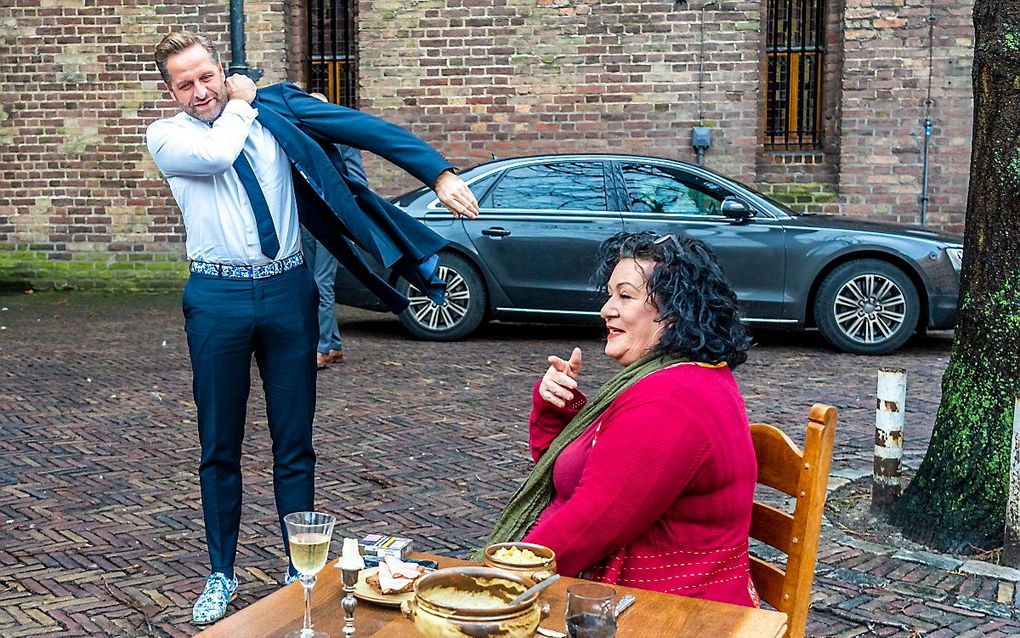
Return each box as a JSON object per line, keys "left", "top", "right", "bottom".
{"left": 284, "top": 511, "right": 336, "bottom": 638}
{"left": 565, "top": 583, "right": 617, "bottom": 638}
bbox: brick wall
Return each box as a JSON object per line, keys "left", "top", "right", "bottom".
{"left": 358, "top": 0, "right": 766, "bottom": 196}
{"left": 836, "top": 0, "right": 972, "bottom": 232}
{"left": 358, "top": 0, "right": 971, "bottom": 232}
{"left": 0, "top": 0, "right": 287, "bottom": 290}
{"left": 754, "top": 0, "right": 844, "bottom": 214}
{"left": 0, "top": 0, "right": 973, "bottom": 291}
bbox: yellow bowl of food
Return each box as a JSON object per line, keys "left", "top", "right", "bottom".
{"left": 483, "top": 542, "right": 558, "bottom": 583}
{"left": 401, "top": 566, "right": 548, "bottom": 638}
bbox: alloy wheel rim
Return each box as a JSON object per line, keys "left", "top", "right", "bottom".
{"left": 832, "top": 273, "right": 907, "bottom": 344}
{"left": 407, "top": 266, "right": 470, "bottom": 331}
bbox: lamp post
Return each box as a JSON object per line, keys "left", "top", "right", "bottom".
{"left": 228, "top": 0, "right": 263, "bottom": 80}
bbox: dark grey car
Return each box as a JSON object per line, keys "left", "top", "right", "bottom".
{"left": 336, "top": 154, "right": 962, "bottom": 355}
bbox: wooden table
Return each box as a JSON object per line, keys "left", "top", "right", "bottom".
{"left": 196, "top": 554, "right": 787, "bottom": 638}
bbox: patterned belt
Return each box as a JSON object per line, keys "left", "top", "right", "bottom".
{"left": 189, "top": 252, "right": 304, "bottom": 280}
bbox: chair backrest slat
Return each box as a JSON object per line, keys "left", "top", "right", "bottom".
{"left": 750, "top": 501, "right": 795, "bottom": 553}
{"left": 751, "top": 425, "right": 803, "bottom": 496}
{"left": 749, "top": 404, "right": 837, "bottom": 638}
{"left": 749, "top": 556, "right": 786, "bottom": 609}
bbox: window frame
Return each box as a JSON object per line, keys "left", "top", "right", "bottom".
{"left": 764, "top": 0, "right": 826, "bottom": 150}
{"left": 306, "top": 0, "right": 358, "bottom": 107}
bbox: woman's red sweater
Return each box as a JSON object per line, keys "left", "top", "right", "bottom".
{"left": 522, "top": 362, "right": 759, "bottom": 607}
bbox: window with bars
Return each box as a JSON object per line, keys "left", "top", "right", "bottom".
{"left": 765, "top": 0, "right": 825, "bottom": 149}
{"left": 306, "top": 0, "right": 357, "bottom": 107}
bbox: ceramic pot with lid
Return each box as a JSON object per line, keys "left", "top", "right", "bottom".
{"left": 400, "top": 566, "right": 549, "bottom": 638}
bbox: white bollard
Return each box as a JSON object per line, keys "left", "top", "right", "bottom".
{"left": 1003, "top": 398, "right": 1020, "bottom": 566}
{"left": 872, "top": 367, "right": 906, "bottom": 509}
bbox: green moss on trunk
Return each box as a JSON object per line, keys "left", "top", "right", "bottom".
{"left": 891, "top": 328, "right": 1017, "bottom": 551}
{"left": 891, "top": 0, "right": 1020, "bottom": 553}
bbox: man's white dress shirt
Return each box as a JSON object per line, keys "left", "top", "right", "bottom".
{"left": 146, "top": 99, "right": 301, "bottom": 266}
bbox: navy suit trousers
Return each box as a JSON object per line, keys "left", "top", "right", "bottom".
{"left": 182, "top": 265, "right": 318, "bottom": 574}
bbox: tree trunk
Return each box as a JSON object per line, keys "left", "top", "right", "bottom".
{"left": 890, "top": 1, "right": 1020, "bottom": 552}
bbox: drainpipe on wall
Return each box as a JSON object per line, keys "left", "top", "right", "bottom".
{"left": 691, "top": 0, "right": 714, "bottom": 166}
{"left": 228, "top": 0, "right": 263, "bottom": 81}
{"left": 920, "top": 114, "right": 933, "bottom": 225}
{"left": 919, "top": 9, "right": 937, "bottom": 226}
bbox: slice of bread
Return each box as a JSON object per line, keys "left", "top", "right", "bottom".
{"left": 366, "top": 571, "right": 416, "bottom": 595}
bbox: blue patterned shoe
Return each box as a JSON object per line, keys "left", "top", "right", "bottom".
{"left": 283, "top": 570, "right": 300, "bottom": 585}
{"left": 192, "top": 572, "right": 237, "bottom": 625}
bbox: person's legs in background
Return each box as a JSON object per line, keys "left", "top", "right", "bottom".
{"left": 301, "top": 228, "right": 344, "bottom": 369}
{"left": 315, "top": 244, "right": 344, "bottom": 363}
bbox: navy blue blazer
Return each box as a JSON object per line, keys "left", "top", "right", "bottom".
{"left": 336, "top": 145, "right": 368, "bottom": 187}
{"left": 252, "top": 82, "right": 455, "bottom": 312}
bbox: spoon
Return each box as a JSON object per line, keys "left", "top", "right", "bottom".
{"left": 508, "top": 574, "right": 561, "bottom": 605}
{"left": 613, "top": 593, "right": 636, "bottom": 617}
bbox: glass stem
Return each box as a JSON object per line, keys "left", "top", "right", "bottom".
{"left": 301, "top": 575, "right": 316, "bottom": 637}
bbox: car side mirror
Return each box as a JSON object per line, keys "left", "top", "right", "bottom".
{"left": 720, "top": 197, "right": 751, "bottom": 219}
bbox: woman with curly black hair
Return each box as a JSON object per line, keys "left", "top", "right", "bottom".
{"left": 485, "top": 231, "right": 759, "bottom": 607}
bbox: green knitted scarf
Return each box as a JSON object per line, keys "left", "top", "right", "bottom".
{"left": 479, "top": 351, "right": 686, "bottom": 555}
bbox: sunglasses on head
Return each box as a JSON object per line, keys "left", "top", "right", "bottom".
{"left": 653, "top": 234, "right": 681, "bottom": 251}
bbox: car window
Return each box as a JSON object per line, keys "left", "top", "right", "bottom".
{"left": 465, "top": 172, "right": 499, "bottom": 203}
{"left": 620, "top": 163, "right": 731, "bottom": 216}
{"left": 487, "top": 162, "right": 607, "bottom": 211}
{"left": 392, "top": 185, "right": 431, "bottom": 207}
{"left": 426, "top": 172, "right": 500, "bottom": 209}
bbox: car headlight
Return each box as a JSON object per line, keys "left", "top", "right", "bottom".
{"left": 946, "top": 247, "right": 963, "bottom": 272}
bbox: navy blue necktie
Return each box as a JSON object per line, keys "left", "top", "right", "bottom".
{"left": 233, "top": 152, "right": 281, "bottom": 259}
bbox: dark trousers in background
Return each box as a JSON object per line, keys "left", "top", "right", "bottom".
{"left": 182, "top": 265, "right": 318, "bottom": 574}
{"left": 300, "top": 227, "right": 343, "bottom": 354}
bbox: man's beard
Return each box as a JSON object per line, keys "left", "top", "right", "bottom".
{"left": 185, "top": 93, "right": 228, "bottom": 123}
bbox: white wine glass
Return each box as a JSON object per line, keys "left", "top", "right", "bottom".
{"left": 284, "top": 511, "right": 336, "bottom": 638}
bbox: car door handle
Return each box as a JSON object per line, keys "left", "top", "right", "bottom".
{"left": 481, "top": 227, "right": 512, "bottom": 237}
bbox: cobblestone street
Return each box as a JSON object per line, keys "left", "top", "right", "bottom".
{"left": 2, "top": 292, "right": 1017, "bottom": 637}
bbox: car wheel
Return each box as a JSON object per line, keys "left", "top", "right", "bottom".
{"left": 813, "top": 259, "right": 920, "bottom": 355}
{"left": 397, "top": 253, "right": 487, "bottom": 341}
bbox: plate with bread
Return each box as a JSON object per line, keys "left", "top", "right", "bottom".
{"left": 352, "top": 556, "right": 432, "bottom": 607}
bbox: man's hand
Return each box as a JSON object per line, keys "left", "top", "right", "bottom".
{"left": 226, "top": 75, "right": 257, "bottom": 105}
{"left": 539, "top": 347, "right": 583, "bottom": 408}
{"left": 434, "top": 170, "right": 479, "bottom": 219}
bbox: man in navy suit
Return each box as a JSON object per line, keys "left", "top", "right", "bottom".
{"left": 146, "top": 31, "right": 478, "bottom": 624}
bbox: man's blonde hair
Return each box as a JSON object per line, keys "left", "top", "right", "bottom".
{"left": 154, "top": 32, "right": 220, "bottom": 85}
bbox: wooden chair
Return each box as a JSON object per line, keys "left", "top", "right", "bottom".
{"left": 749, "top": 403, "right": 837, "bottom": 638}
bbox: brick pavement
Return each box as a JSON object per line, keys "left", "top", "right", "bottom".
{"left": 0, "top": 292, "right": 1016, "bottom": 637}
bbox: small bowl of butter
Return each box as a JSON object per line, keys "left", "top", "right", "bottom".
{"left": 483, "top": 542, "right": 558, "bottom": 583}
